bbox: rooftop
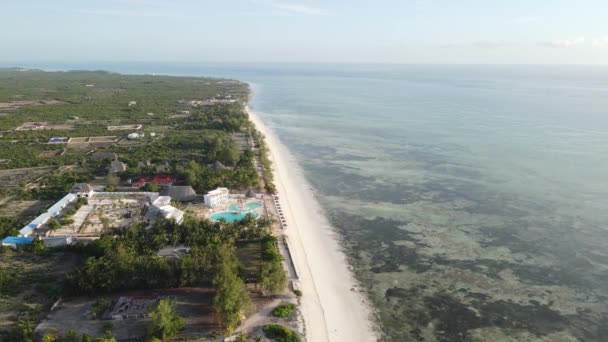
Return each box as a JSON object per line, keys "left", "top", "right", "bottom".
{"left": 133, "top": 174, "right": 175, "bottom": 186}
{"left": 2, "top": 236, "right": 34, "bottom": 245}
{"left": 207, "top": 187, "right": 229, "bottom": 196}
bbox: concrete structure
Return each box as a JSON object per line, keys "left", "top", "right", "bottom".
{"left": 43, "top": 236, "right": 73, "bottom": 248}
{"left": 19, "top": 193, "right": 77, "bottom": 236}
{"left": 204, "top": 187, "right": 229, "bottom": 207}
{"left": 19, "top": 213, "right": 51, "bottom": 236}
{"left": 109, "top": 296, "right": 159, "bottom": 320}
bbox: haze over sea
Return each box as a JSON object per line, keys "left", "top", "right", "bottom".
{"left": 17, "top": 62, "right": 608, "bottom": 341}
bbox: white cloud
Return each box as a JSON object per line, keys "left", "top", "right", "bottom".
{"left": 542, "top": 36, "right": 608, "bottom": 48}
{"left": 591, "top": 36, "right": 608, "bottom": 47}
{"left": 544, "top": 37, "right": 586, "bottom": 48}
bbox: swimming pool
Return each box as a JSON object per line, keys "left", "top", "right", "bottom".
{"left": 210, "top": 211, "right": 259, "bottom": 223}
{"left": 228, "top": 202, "right": 262, "bottom": 211}
{"left": 211, "top": 201, "right": 262, "bottom": 223}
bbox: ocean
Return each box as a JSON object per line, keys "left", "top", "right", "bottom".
{"left": 11, "top": 62, "right": 608, "bottom": 341}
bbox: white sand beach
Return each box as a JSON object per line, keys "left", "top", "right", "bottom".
{"left": 247, "top": 106, "right": 377, "bottom": 342}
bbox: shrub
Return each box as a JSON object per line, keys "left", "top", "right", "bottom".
{"left": 263, "top": 324, "right": 300, "bottom": 342}
{"left": 293, "top": 289, "right": 302, "bottom": 298}
{"left": 91, "top": 298, "right": 110, "bottom": 318}
{"left": 147, "top": 299, "right": 184, "bottom": 340}
{"left": 271, "top": 303, "right": 296, "bottom": 318}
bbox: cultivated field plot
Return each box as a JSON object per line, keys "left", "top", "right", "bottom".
{"left": 107, "top": 124, "right": 142, "bottom": 131}
{"left": 36, "top": 287, "right": 219, "bottom": 340}
{"left": 0, "top": 99, "right": 66, "bottom": 111}
{"left": 39, "top": 150, "right": 65, "bottom": 158}
{"left": 88, "top": 136, "right": 119, "bottom": 143}
{"left": 0, "top": 200, "right": 51, "bottom": 217}
{"left": 169, "top": 112, "right": 192, "bottom": 119}
{"left": 66, "top": 136, "right": 119, "bottom": 145}
{"left": 15, "top": 122, "right": 75, "bottom": 131}
{"left": 0, "top": 166, "right": 55, "bottom": 188}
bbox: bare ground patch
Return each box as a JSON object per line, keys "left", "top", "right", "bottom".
{"left": 0, "top": 200, "right": 52, "bottom": 217}
{"left": 0, "top": 100, "right": 66, "bottom": 111}
{"left": 0, "top": 166, "right": 56, "bottom": 188}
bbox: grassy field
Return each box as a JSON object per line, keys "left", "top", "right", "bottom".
{"left": 236, "top": 240, "right": 264, "bottom": 282}
{"left": 0, "top": 250, "right": 80, "bottom": 337}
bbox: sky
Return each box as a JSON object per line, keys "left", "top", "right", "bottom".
{"left": 1, "top": 0, "right": 608, "bottom": 64}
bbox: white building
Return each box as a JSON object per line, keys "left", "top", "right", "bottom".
{"left": 148, "top": 196, "right": 184, "bottom": 224}
{"left": 204, "top": 187, "right": 229, "bottom": 207}
{"left": 43, "top": 236, "right": 73, "bottom": 248}
{"left": 71, "top": 183, "right": 94, "bottom": 198}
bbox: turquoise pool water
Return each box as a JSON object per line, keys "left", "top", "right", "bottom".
{"left": 211, "top": 202, "right": 262, "bottom": 222}
{"left": 228, "top": 202, "right": 262, "bottom": 211}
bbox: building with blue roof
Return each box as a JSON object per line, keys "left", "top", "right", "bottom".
{"left": 2, "top": 236, "right": 34, "bottom": 248}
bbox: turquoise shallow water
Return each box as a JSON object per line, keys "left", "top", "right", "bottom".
{"left": 10, "top": 62, "right": 608, "bottom": 341}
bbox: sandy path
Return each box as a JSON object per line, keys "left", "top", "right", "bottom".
{"left": 247, "top": 106, "right": 377, "bottom": 342}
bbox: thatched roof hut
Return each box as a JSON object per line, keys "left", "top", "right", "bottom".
{"left": 161, "top": 186, "right": 197, "bottom": 202}
{"left": 211, "top": 160, "right": 229, "bottom": 170}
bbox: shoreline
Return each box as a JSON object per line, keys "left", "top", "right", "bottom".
{"left": 246, "top": 105, "right": 377, "bottom": 342}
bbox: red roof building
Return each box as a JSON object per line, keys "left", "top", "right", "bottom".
{"left": 132, "top": 174, "right": 175, "bottom": 188}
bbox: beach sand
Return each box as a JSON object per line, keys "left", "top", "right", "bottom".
{"left": 247, "top": 106, "right": 377, "bottom": 342}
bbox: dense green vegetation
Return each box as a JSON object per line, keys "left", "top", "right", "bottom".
{"left": 263, "top": 324, "right": 301, "bottom": 342}
{"left": 0, "top": 69, "right": 289, "bottom": 340}
{"left": 0, "top": 217, "right": 20, "bottom": 238}
{"left": 64, "top": 216, "right": 273, "bottom": 294}
{"left": 147, "top": 299, "right": 184, "bottom": 340}
{"left": 271, "top": 303, "right": 296, "bottom": 318}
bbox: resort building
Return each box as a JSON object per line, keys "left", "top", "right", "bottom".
{"left": 132, "top": 174, "right": 175, "bottom": 188}
{"left": 147, "top": 196, "right": 184, "bottom": 224}
{"left": 71, "top": 183, "right": 95, "bottom": 198}
{"left": 204, "top": 187, "right": 230, "bottom": 207}
{"left": 19, "top": 193, "right": 77, "bottom": 236}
